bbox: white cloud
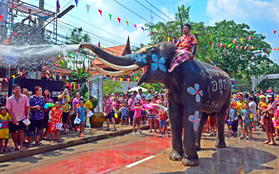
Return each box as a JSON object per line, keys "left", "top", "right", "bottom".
{"left": 206, "top": 0, "right": 279, "bottom": 25}
{"left": 161, "top": 7, "right": 175, "bottom": 21}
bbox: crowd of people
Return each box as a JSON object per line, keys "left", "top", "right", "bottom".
{"left": 103, "top": 89, "right": 170, "bottom": 137}
{"left": 1, "top": 80, "right": 279, "bottom": 153}
{"left": 0, "top": 83, "right": 94, "bottom": 153}
{"left": 228, "top": 90, "right": 279, "bottom": 145}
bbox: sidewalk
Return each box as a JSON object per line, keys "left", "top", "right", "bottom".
{"left": 0, "top": 124, "right": 150, "bottom": 163}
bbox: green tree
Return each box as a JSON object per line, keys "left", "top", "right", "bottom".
{"left": 206, "top": 20, "right": 272, "bottom": 79}
{"left": 103, "top": 79, "right": 123, "bottom": 96}
{"left": 256, "top": 64, "right": 279, "bottom": 93}
{"left": 65, "top": 27, "right": 91, "bottom": 44}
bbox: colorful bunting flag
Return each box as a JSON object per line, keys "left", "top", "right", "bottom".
{"left": 134, "top": 24, "right": 137, "bottom": 29}
{"left": 256, "top": 35, "right": 259, "bottom": 38}
{"left": 86, "top": 4, "right": 90, "bottom": 13}
{"left": 126, "top": 21, "right": 129, "bottom": 26}
{"left": 248, "top": 36, "right": 251, "bottom": 41}
{"left": 75, "top": 0, "right": 78, "bottom": 7}
{"left": 232, "top": 40, "right": 235, "bottom": 44}
{"left": 240, "top": 38, "right": 243, "bottom": 42}
{"left": 274, "top": 30, "right": 277, "bottom": 34}
{"left": 168, "top": 37, "right": 170, "bottom": 42}
{"left": 141, "top": 27, "right": 144, "bottom": 31}
{"left": 98, "top": 9, "right": 102, "bottom": 16}
{"left": 117, "top": 17, "right": 121, "bottom": 23}
{"left": 56, "top": 0, "right": 60, "bottom": 13}
{"left": 109, "top": 14, "right": 112, "bottom": 20}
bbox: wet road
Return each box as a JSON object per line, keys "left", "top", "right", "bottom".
{"left": 0, "top": 130, "right": 279, "bottom": 174}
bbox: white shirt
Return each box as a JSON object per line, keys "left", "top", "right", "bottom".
{"left": 136, "top": 93, "right": 146, "bottom": 101}
{"left": 249, "top": 101, "right": 257, "bottom": 116}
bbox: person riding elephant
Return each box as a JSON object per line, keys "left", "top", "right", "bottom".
{"left": 79, "top": 35, "right": 231, "bottom": 166}
{"left": 169, "top": 24, "right": 198, "bottom": 72}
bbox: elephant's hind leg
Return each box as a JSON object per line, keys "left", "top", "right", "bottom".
{"left": 168, "top": 95, "right": 184, "bottom": 161}
{"left": 215, "top": 99, "right": 230, "bottom": 148}
{"left": 196, "top": 112, "right": 209, "bottom": 151}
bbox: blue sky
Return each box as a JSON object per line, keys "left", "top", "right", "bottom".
{"left": 18, "top": 0, "right": 279, "bottom": 61}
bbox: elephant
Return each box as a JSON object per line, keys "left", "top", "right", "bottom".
{"left": 79, "top": 40, "right": 231, "bottom": 166}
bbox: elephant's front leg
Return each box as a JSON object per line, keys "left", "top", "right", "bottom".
{"left": 182, "top": 103, "right": 202, "bottom": 166}
{"left": 168, "top": 94, "right": 184, "bottom": 161}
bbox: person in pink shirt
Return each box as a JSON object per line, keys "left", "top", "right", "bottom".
{"left": 103, "top": 96, "right": 116, "bottom": 131}
{"left": 149, "top": 97, "right": 159, "bottom": 133}
{"left": 140, "top": 96, "right": 147, "bottom": 124}
{"left": 132, "top": 102, "right": 143, "bottom": 134}
{"left": 6, "top": 84, "right": 30, "bottom": 152}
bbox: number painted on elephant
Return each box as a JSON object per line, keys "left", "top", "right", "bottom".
{"left": 187, "top": 83, "right": 203, "bottom": 102}
{"left": 203, "top": 101, "right": 224, "bottom": 108}
{"left": 210, "top": 79, "right": 230, "bottom": 92}
{"left": 189, "top": 111, "right": 200, "bottom": 131}
{"left": 211, "top": 81, "right": 218, "bottom": 92}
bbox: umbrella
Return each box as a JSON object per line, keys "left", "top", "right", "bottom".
{"left": 128, "top": 86, "right": 148, "bottom": 92}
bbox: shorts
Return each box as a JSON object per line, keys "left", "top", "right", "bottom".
{"left": 159, "top": 119, "right": 167, "bottom": 128}
{"left": 238, "top": 115, "right": 242, "bottom": 120}
{"left": 105, "top": 112, "right": 114, "bottom": 120}
{"left": 62, "top": 112, "right": 69, "bottom": 124}
{"left": 121, "top": 115, "right": 127, "bottom": 120}
{"left": 141, "top": 111, "right": 147, "bottom": 117}
{"left": 43, "top": 111, "right": 49, "bottom": 128}
{"left": 78, "top": 116, "right": 86, "bottom": 123}
{"left": 133, "top": 117, "right": 141, "bottom": 125}
{"left": 28, "top": 119, "right": 44, "bottom": 132}
{"left": 252, "top": 113, "right": 258, "bottom": 122}
{"left": 243, "top": 122, "right": 252, "bottom": 131}
{"left": 9, "top": 120, "right": 26, "bottom": 133}
{"left": 149, "top": 114, "right": 156, "bottom": 119}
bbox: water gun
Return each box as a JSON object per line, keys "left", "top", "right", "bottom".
{"left": 44, "top": 103, "right": 54, "bottom": 109}
{"left": 113, "top": 106, "right": 118, "bottom": 118}
{"left": 250, "top": 113, "right": 253, "bottom": 122}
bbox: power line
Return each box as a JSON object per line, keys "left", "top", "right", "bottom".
{"left": 33, "top": 0, "right": 139, "bottom": 46}
{"left": 113, "top": 0, "right": 151, "bottom": 23}
{"left": 134, "top": 0, "right": 168, "bottom": 22}
{"left": 145, "top": 0, "right": 174, "bottom": 21}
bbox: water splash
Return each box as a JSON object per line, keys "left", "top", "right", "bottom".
{"left": 0, "top": 44, "right": 79, "bottom": 58}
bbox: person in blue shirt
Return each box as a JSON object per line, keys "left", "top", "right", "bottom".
{"left": 229, "top": 102, "right": 238, "bottom": 138}
{"left": 76, "top": 99, "right": 87, "bottom": 138}
{"left": 241, "top": 103, "right": 252, "bottom": 140}
{"left": 120, "top": 102, "right": 128, "bottom": 125}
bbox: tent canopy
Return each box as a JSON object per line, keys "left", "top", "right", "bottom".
{"left": 128, "top": 86, "right": 148, "bottom": 92}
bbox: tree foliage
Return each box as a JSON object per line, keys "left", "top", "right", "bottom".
{"left": 256, "top": 64, "right": 279, "bottom": 93}
{"left": 103, "top": 79, "right": 123, "bottom": 96}
{"left": 65, "top": 27, "right": 91, "bottom": 44}
{"left": 206, "top": 20, "right": 272, "bottom": 79}
{"left": 144, "top": 4, "right": 273, "bottom": 83}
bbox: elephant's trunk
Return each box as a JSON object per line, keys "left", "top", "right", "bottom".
{"left": 79, "top": 43, "right": 135, "bottom": 66}
{"left": 79, "top": 43, "right": 140, "bottom": 76}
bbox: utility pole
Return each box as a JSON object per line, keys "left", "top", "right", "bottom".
{"left": 38, "top": 0, "right": 44, "bottom": 28}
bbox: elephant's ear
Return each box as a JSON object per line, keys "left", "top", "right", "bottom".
{"left": 158, "top": 42, "right": 176, "bottom": 69}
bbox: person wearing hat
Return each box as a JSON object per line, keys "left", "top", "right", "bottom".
{"left": 262, "top": 94, "right": 276, "bottom": 145}
{"left": 0, "top": 106, "right": 11, "bottom": 153}
{"left": 258, "top": 95, "right": 267, "bottom": 129}
{"left": 236, "top": 92, "right": 248, "bottom": 139}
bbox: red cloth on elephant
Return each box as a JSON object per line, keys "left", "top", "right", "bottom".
{"left": 169, "top": 49, "right": 191, "bottom": 72}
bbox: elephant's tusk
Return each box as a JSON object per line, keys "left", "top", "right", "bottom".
{"left": 92, "top": 63, "right": 131, "bottom": 76}
{"left": 96, "top": 56, "right": 140, "bottom": 71}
